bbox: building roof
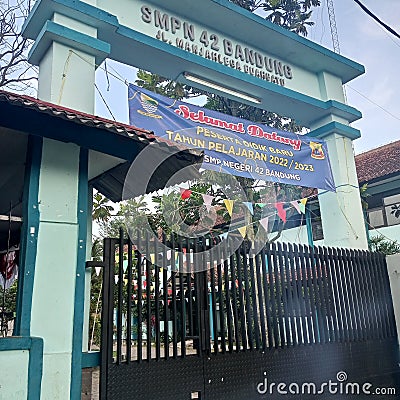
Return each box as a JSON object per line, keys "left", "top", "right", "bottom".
{"left": 355, "top": 140, "right": 400, "bottom": 184}
{"left": 0, "top": 90, "right": 199, "bottom": 153}
{"left": 0, "top": 90, "right": 203, "bottom": 202}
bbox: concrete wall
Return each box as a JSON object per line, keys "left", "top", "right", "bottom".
{"left": 386, "top": 254, "right": 400, "bottom": 342}
{"left": 0, "top": 350, "right": 28, "bottom": 399}
{"left": 0, "top": 337, "right": 43, "bottom": 400}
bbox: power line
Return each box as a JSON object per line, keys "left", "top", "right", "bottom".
{"left": 353, "top": 0, "right": 400, "bottom": 40}
{"left": 347, "top": 85, "right": 400, "bottom": 122}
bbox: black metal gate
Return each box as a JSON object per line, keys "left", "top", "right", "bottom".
{"left": 100, "top": 230, "right": 400, "bottom": 399}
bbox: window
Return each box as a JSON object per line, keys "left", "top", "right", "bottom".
{"left": 367, "top": 192, "right": 400, "bottom": 229}
{"left": 384, "top": 194, "right": 400, "bottom": 227}
{"left": 368, "top": 209, "right": 385, "bottom": 228}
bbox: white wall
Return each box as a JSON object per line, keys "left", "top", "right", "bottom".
{"left": 386, "top": 254, "right": 400, "bottom": 342}
{"left": 0, "top": 350, "right": 29, "bottom": 400}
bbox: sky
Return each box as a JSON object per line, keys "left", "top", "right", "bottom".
{"left": 94, "top": 0, "right": 400, "bottom": 155}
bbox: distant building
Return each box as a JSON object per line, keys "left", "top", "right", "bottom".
{"left": 356, "top": 140, "right": 400, "bottom": 243}
{"left": 277, "top": 140, "right": 400, "bottom": 246}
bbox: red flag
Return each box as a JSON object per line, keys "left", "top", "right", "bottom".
{"left": 275, "top": 202, "right": 287, "bottom": 223}
{"left": 180, "top": 188, "right": 192, "bottom": 200}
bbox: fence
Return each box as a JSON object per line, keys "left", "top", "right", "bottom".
{"left": 101, "top": 231, "right": 397, "bottom": 363}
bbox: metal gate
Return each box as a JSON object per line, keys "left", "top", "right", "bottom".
{"left": 100, "top": 230, "right": 400, "bottom": 399}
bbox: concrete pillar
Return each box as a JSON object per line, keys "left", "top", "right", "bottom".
{"left": 30, "top": 139, "right": 85, "bottom": 399}
{"left": 309, "top": 72, "right": 368, "bottom": 249}
{"left": 21, "top": 7, "right": 109, "bottom": 399}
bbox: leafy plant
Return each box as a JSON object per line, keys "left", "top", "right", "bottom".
{"left": 368, "top": 235, "right": 400, "bottom": 255}
{"left": 390, "top": 204, "right": 400, "bottom": 219}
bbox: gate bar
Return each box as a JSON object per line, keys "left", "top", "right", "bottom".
{"left": 137, "top": 233, "right": 143, "bottom": 362}
{"left": 126, "top": 239, "right": 133, "bottom": 363}
{"left": 117, "top": 228, "right": 124, "bottom": 364}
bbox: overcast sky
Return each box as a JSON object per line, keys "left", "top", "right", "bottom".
{"left": 95, "top": 0, "right": 400, "bottom": 155}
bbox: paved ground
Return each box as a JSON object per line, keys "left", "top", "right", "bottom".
{"left": 91, "top": 369, "right": 99, "bottom": 400}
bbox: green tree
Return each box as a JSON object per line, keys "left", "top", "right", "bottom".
{"left": 0, "top": 0, "right": 37, "bottom": 92}
{"left": 369, "top": 235, "right": 400, "bottom": 255}
{"left": 0, "top": 280, "right": 17, "bottom": 336}
{"left": 92, "top": 192, "right": 115, "bottom": 222}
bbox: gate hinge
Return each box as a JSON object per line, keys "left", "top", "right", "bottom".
{"left": 85, "top": 261, "right": 106, "bottom": 269}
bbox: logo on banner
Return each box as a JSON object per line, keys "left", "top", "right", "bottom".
{"left": 309, "top": 141, "right": 326, "bottom": 160}
{"left": 137, "top": 93, "right": 163, "bottom": 119}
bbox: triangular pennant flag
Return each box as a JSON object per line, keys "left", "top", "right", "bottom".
{"left": 256, "top": 203, "right": 267, "bottom": 208}
{"left": 243, "top": 202, "right": 254, "bottom": 215}
{"left": 180, "top": 188, "right": 192, "bottom": 200}
{"left": 115, "top": 275, "right": 119, "bottom": 284}
{"left": 124, "top": 278, "right": 128, "bottom": 286}
{"left": 202, "top": 194, "right": 214, "bottom": 211}
{"left": 224, "top": 199, "right": 234, "bottom": 216}
{"left": 290, "top": 200, "right": 301, "bottom": 214}
{"left": 259, "top": 216, "right": 269, "bottom": 232}
{"left": 95, "top": 266, "right": 101, "bottom": 276}
{"left": 275, "top": 202, "right": 287, "bottom": 223}
{"left": 123, "top": 259, "right": 128, "bottom": 272}
{"left": 166, "top": 250, "right": 172, "bottom": 260}
{"left": 299, "top": 198, "right": 308, "bottom": 214}
{"left": 237, "top": 226, "right": 247, "bottom": 238}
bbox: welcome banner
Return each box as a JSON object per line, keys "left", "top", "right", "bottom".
{"left": 128, "top": 84, "right": 335, "bottom": 191}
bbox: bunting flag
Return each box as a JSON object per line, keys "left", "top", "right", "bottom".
{"left": 202, "top": 194, "right": 214, "bottom": 211}
{"left": 237, "top": 226, "right": 247, "bottom": 238}
{"left": 114, "top": 275, "right": 119, "bottom": 284}
{"left": 224, "top": 199, "right": 234, "bottom": 216}
{"left": 0, "top": 250, "right": 18, "bottom": 290}
{"left": 299, "top": 198, "right": 308, "bottom": 214}
{"left": 243, "top": 202, "right": 254, "bottom": 215}
{"left": 95, "top": 266, "right": 102, "bottom": 276}
{"left": 259, "top": 216, "right": 269, "bottom": 232}
{"left": 124, "top": 278, "right": 129, "bottom": 286}
{"left": 166, "top": 250, "right": 172, "bottom": 260}
{"left": 123, "top": 259, "right": 128, "bottom": 272}
{"left": 256, "top": 203, "right": 267, "bottom": 208}
{"left": 290, "top": 200, "right": 301, "bottom": 214}
{"left": 275, "top": 202, "right": 287, "bottom": 223}
{"left": 180, "top": 188, "right": 192, "bottom": 200}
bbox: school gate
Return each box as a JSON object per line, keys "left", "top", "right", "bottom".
{"left": 99, "top": 231, "right": 400, "bottom": 399}
{"left": 13, "top": 1, "right": 393, "bottom": 397}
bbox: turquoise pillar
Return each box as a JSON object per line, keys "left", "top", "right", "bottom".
{"left": 20, "top": 5, "right": 109, "bottom": 398}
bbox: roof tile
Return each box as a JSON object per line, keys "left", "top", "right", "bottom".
{"left": 355, "top": 140, "right": 400, "bottom": 183}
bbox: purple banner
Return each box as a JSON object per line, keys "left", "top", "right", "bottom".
{"left": 128, "top": 83, "right": 335, "bottom": 191}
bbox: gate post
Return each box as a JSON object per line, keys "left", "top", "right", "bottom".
{"left": 309, "top": 72, "right": 368, "bottom": 249}
{"left": 21, "top": 5, "right": 110, "bottom": 398}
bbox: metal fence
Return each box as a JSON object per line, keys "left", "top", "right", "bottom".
{"left": 101, "top": 230, "right": 397, "bottom": 365}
